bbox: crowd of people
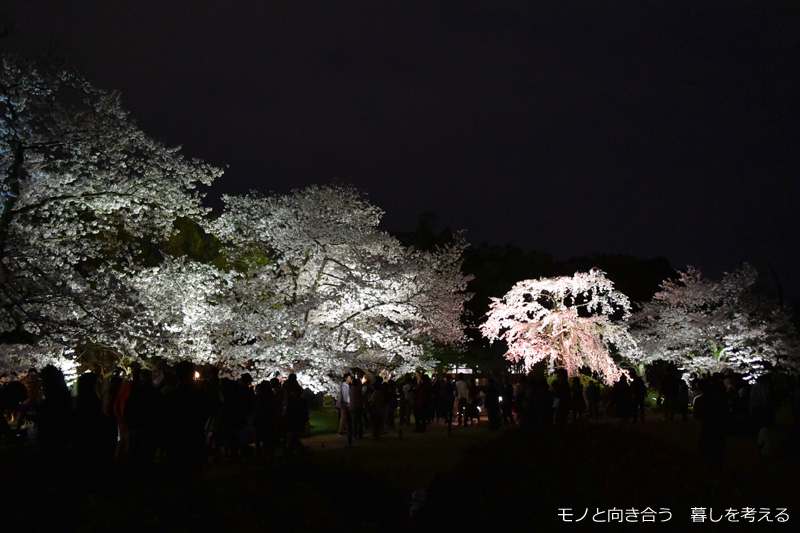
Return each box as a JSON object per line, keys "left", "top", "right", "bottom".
{"left": 350, "top": 367, "right": 794, "bottom": 465}
{"left": 0, "top": 361, "right": 311, "bottom": 467}
{"left": 1, "top": 363, "right": 794, "bottom": 466}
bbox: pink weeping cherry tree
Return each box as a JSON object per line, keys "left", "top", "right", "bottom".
{"left": 481, "top": 269, "right": 634, "bottom": 384}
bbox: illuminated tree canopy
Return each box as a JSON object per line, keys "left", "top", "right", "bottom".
{"left": 209, "top": 186, "right": 472, "bottom": 391}
{"left": 0, "top": 56, "right": 472, "bottom": 390}
{"left": 481, "top": 269, "right": 633, "bottom": 385}
{"left": 0, "top": 54, "right": 220, "bottom": 366}
{"left": 4, "top": 54, "right": 795, "bottom": 391}
{"left": 629, "top": 264, "right": 799, "bottom": 381}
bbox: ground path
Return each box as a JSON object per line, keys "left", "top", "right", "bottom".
{"left": 301, "top": 406, "right": 800, "bottom": 518}
{"left": 301, "top": 410, "right": 501, "bottom": 494}
{"left": 2, "top": 407, "right": 797, "bottom": 532}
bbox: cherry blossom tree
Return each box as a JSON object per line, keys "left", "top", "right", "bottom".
{"left": 0, "top": 57, "right": 472, "bottom": 388}
{"left": 211, "top": 185, "right": 472, "bottom": 391}
{"left": 0, "top": 343, "right": 79, "bottom": 383}
{"left": 0, "top": 54, "right": 221, "bottom": 369}
{"left": 629, "top": 264, "right": 798, "bottom": 381}
{"left": 481, "top": 269, "right": 633, "bottom": 384}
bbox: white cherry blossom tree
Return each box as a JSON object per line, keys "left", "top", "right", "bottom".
{"left": 0, "top": 57, "right": 471, "bottom": 389}
{"left": 481, "top": 269, "right": 633, "bottom": 384}
{"left": 211, "top": 185, "right": 472, "bottom": 391}
{"left": 0, "top": 54, "right": 221, "bottom": 367}
{"left": 629, "top": 264, "right": 798, "bottom": 381}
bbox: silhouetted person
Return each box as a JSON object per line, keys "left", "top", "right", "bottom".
{"left": 455, "top": 373, "right": 469, "bottom": 426}
{"left": 384, "top": 378, "right": 398, "bottom": 430}
{"left": 400, "top": 375, "right": 413, "bottom": 426}
{"left": 219, "top": 377, "right": 250, "bottom": 461}
{"left": 113, "top": 365, "right": 141, "bottom": 457}
{"left": 253, "top": 380, "right": 278, "bottom": 456}
{"left": 162, "top": 361, "right": 209, "bottom": 471}
{"left": 570, "top": 377, "right": 585, "bottom": 422}
{"left": 270, "top": 377, "right": 284, "bottom": 443}
{"left": 501, "top": 375, "right": 514, "bottom": 426}
{"left": 435, "top": 374, "right": 455, "bottom": 425}
{"left": 414, "top": 374, "right": 430, "bottom": 432}
{"left": 553, "top": 369, "right": 571, "bottom": 426}
{"left": 282, "top": 374, "right": 308, "bottom": 455}
{"left": 75, "top": 372, "right": 115, "bottom": 460}
{"left": 350, "top": 374, "right": 364, "bottom": 438}
{"left": 466, "top": 377, "right": 480, "bottom": 425}
{"left": 532, "top": 375, "right": 554, "bottom": 428}
{"left": 613, "top": 375, "right": 631, "bottom": 423}
{"left": 585, "top": 381, "right": 600, "bottom": 420}
{"left": 693, "top": 377, "right": 728, "bottom": 465}
{"left": 677, "top": 380, "right": 690, "bottom": 422}
{"left": 200, "top": 369, "right": 223, "bottom": 460}
{"left": 369, "top": 376, "right": 385, "bottom": 439}
{"left": 514, "top": 378, "right": 528, "bottom": 426}
{"left": 36, "top": 365, "right": 72, "bottom": 453}
{"left": 631, "top": 375, "right": 647, "bottom": 423}
{"left": 484, "top": 377, "right": 501, "bottom": 430}
{"left": 661, "top": 370, "right": 679, "bottom": 421}
{"left": 102, "top": 373, "right": 123, "bottom": 422}
{"left": 125, "top": 369, "right": 162, "bottom": 463}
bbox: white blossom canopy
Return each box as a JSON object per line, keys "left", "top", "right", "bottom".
{"left": 629, "top": 264, "right": 799, "bottom": 381}
{"left": 209, "top": 185, "right": 472, "bottom": 391}
{"left": 0, "top": 54, "right": 221, "bottom": 369}
{"left": 1, "top": 58, "right": 472, "bottom": 389}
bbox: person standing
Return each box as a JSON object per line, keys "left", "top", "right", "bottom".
{"left": 282, "top": 374, "right": 308, "bottom": 455}
{"left": 455, "top": 373, "right": 469, "bottom": 426}
{"left": 253, "top": 380, "right": 278, "bottom": 456}
{"left": 400, "top": 375, "right": 414, "bottom": 427}
{"left": 585, "top": 380, "right": 601, "bottom": 420}
{"left": 693, "top": 377, "right": 728, "bottom": 465}
{"left": 369, "top": 377, "right": 385, "bottom": 439}
{"left": 631, "top": 375, "right": 647, "bottom": 423}
{"left": 337, "top": 373, "right": 352, "bottom": 446}
{"left": 661, "top": 370, "right": 679, "bottom": 421}
{"left": 570, "top": 376, "right": 586, "bottom": 422}
{"left": 485, "top": 376, "right": 501, "bottom": 430}
{"left": 614, "top": 375, "right": 632, "bottom": 423}
{"left": 113, "top": 365, "right": 141, "bottom": 457}
{"left": 553, "top": 369, "right": 571, "bottom": 426}
{"left": 350, "top": 373, "right": 364, "bottom": 439}
{"left": 125, "top": 369, "right": 162, "bottom": 463}
{"left": 501, "top": 375, "right": 515, "bottom": 426}
{"left": 384, "top": 378, "right": 397, "bottom": 430}
{"left": 441, "top": 374, "right": 456, "bottom": 427}
{"left": 162, "top": 361, "right": 209, "bottom": 472}
{"left": 413, "top": 374, "right": 429, "bottom": 432}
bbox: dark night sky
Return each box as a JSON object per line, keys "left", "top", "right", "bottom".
{"left": 3, "top": 1, "right": 799, "bottom": 300}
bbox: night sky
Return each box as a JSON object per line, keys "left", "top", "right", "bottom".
{"left": 3, "top": 1, "right": 799, "bottom": 301}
